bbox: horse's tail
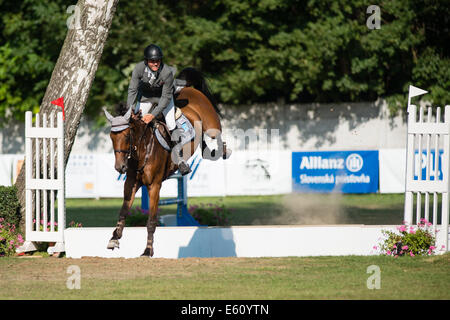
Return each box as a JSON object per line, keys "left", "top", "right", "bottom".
{"left": 177, "top": 67, "right": 222, "bottom": 118}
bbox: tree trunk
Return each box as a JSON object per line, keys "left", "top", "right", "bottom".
{"left": 14, "top": 0, "right": 119, "bottom": 231}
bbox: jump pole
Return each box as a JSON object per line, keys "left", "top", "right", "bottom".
{"left": 141, "top": 173, "right": 201, "bottom": 226}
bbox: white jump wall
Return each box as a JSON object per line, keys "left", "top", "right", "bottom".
{"left": 65, "top": 225, "right": 408, "bottom": 259}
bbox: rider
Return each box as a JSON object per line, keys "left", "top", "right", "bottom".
{"left": 127, "top": 44, "right": 191, "bottom": 175}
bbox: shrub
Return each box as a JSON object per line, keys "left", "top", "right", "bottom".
{"left": 0, "top": 218, "right": 24, "bottom": 256}
{"left": 68, "top": 221, "right": 83, "bottom": 228}
{"left": 0, "top": 186, "right": 21, "bottom": 227}
{"left": 189, "top": 203, "right": 233, "bottom": 226}
{"left": 377, "top": 219, "right": 445, "bottom": 257}
{"left": 125, "top": 206, "right": 162, "bottom": 227}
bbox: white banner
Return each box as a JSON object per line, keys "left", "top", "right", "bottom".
{"left": 0, "top": 154, "right": 24, "bottom": 186}
{"left": 185, "top": 148, "right": 226, "bottom": 197}
{"left": 1, "top": 149, "right": 408, "bottom": 195}
{"left": 379, "top": 149, "right": 406, "bottom": 193}
{"left": 66, "top": 154, "right": 98, "bottom": 198}
{"left": 225, "top": 150, "right": 292, "bottom": 195}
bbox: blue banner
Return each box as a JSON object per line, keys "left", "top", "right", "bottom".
{"left": 292, "top": 150, "right": 379, "bottom": 193}
{"left": 414, "top": 149, "right": 443, "bottom": 181}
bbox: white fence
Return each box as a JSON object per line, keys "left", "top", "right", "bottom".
{"left": 18, "top": 111, "right": 65, "bottom": 254}
{"left": 404, "top": 105, "right": 450, "bottom": 251}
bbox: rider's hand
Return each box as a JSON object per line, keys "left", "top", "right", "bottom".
{"left": 143, "top": 114, "right": 155, "bottom": 124}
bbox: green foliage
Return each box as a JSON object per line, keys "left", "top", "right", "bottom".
{"left": 188, "top": 202, "right": 233, "bottom": 226}
{"left": 0, "top": 186, "right": 21, "bottom": 227}
{"left": 378, "top": 219, "right": 443, "bottom": 257}
{"left": 68, "top": 220, "right": 83, "bottom": 228}
{"left": 0, "top": 0, "right": 448, "bottom": 126}
{"left": 0, "top": 218, "right": 24, "bottom": 256}
{"left": 125, "top": 206, "right": 162, "bottom": 227}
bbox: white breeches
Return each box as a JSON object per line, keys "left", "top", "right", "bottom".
{"left": 139, "top": 98, "right": 176, "bottom": 130}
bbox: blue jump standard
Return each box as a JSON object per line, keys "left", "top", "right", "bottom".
{"left": 141, "top": 172, "right": 202, "bottom": 226}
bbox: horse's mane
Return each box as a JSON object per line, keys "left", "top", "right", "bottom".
{"left": 114, "top": 101, "right": 129, "bottom": 116}
{"left": 178, "top": 67, "right": 222, "bottom": 118}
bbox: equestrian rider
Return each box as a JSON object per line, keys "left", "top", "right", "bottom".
{"left": 127, "top": 44, "right": 191, "bottom": 175}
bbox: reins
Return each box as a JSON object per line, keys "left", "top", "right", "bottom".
{"left": 112, "top": 120, "right": 154, "bottom": 173}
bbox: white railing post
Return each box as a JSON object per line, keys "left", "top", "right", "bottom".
{"left": 404, "top": 103, "right": 450, "bottom": 254}
{"left": 17, "top": 111, "right": 65, "bottom": 254}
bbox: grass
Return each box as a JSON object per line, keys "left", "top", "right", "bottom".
{"left": 0, "top": 254, "right": 448, "bottom": 299}
{"left": 66, "top": 193, "right": 411, "bottom": 228}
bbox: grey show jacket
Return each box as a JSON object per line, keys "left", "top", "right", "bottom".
{"left": 127, "top": 61, "right": 176, "bottom": 117}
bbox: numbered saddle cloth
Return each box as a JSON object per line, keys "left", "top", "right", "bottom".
{"left": 154, "top": 112, "right": 195, "bottom": 151}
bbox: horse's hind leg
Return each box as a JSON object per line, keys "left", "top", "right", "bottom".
{"left": 107, "top": 174, "right": 141, "bottom": 250}
{"left": 141, "top": 183, "right": 161, "bottom": 257}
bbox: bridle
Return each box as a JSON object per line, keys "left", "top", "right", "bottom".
{"left": 113, "top": 130, "right": 133, "bottom": 159}
{"left": 112, "top": 121, "right": 154, "bottom": 173}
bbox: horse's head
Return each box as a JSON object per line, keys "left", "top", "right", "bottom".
{"left": 104, "top": 106, "right": 133, "bottom": 174}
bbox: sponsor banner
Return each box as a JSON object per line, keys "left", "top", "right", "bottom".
{"left": 225, "top": 150, "right": 292, "bottom": 195}
{"left": 413, "top": 149, "right": 444, "bottom": 181}
{"left": 292, "top": 150, "right": 379, "bottom": 193}
{"left": 66, "top": 154, "right": 97, "bottom": 198}
{"left": 0, "top": 155, "right": 25, "bottom": 187}
{"left": 184, "top": 148, "right": 226, "bottom": 197}
{"left": 379, "top": 148, "right": 444, "bottom": 194}
{"left": 379, "top": 149, "right": 405, "bottom": 193}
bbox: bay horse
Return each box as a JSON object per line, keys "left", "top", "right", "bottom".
{"left": 103, "top": 68, "right": 229, "bottom": 257}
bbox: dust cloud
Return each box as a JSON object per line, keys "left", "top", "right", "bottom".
{"left": 273, "top": 193, "right": 348, "bottom": 225}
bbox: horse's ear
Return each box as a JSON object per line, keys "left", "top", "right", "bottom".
{"left": 103, "top": 107, "right": 114, "bottom": 123}
{"left": 124, "top": 107, "right": 132, "bottom": 121}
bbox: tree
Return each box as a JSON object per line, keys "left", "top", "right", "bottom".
{"left": 14, "top": 0, "right": 119, "bottom": 230}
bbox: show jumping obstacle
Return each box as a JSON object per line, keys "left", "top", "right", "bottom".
{"left": 404, "top": 104, "right": 450, "bottom": 251}
{"left": 18, "top": 100, "right": 450, "bottom": 257}
{"left": 18, "top": 111, "right": 65, "bottom": 254}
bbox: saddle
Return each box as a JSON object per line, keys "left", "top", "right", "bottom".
{"left": 154, "top": 121, "right": 173, "bottom": 151}
{"left": 153, "top": 107, "right": 194, "bottom": 152}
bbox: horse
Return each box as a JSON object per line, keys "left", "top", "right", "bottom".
{"left": 103, "top": 68, "right": 230, "bottom": 257}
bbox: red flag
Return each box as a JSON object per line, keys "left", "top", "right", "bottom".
{"left": 51, "top": 97, "right": 65, "bottom": 120}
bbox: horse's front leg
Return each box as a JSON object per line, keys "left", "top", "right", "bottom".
{"left": 107, "top": 173, "right": 141, "bottom": 250}
{"left": 141, "top": 182, "right": 161, "bottom": 257}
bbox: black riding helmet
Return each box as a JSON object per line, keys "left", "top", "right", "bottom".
{"left": 144, "top": 44, "right": 163, "bottom": 61}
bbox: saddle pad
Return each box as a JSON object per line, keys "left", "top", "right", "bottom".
{"left": 155, "top": 128, "right": 171, "bottom": 151}
{"left": 175, "top": 114, "right": 195, "bottom": 146}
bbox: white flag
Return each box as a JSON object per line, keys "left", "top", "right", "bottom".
{"left": 409, "top": 85, "right": 428, "bottom": 98}
{"left": 408, "top": 85, "right": 428, "bottom": 108}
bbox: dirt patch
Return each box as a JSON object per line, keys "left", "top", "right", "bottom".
{"left": 0, "top": 256, "right": 265, "bottom": 282}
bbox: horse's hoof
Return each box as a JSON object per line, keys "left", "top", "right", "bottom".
{"left": 140, "top": 247, "right": 154, "bottom": 257}
{"left": 107, "top": 239, "right": 120, "bottom": 250}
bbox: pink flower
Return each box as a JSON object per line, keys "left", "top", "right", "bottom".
{"left": 9, "top": 240, "right": 14, "bottom": 245}
{"left": 397, "top": 225, "right": 407, "bottom": 232}
{"left": 373, "top": 246, "right": 378, "bottom": 250}
{"left": 386, "top": 250, "right": 391, "bottom": 255}
{"left": 430, "top": 246, "right": 436, "bottom": 250}
{"left": 410, "top": 251, "right": 415, "bottom": 257}
{"left": 402, "top": 245, "right": 408, "bottom": 250}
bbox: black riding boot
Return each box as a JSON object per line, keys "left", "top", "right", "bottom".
{"left": 178, "top": 160, "right": 192, "bottom": 176}
{"left": 168, "top": 128, "right": 192, "bottom": 176}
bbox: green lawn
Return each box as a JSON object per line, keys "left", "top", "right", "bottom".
{"left": 0, "top": 254, "right": 448, "bottom": 299}
{"left": 66, "top": 193, "right": 409, "bottom": 228}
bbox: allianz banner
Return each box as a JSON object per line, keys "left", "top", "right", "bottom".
{"left": 292, "top": 150, "right": 379, "bottom": 193}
